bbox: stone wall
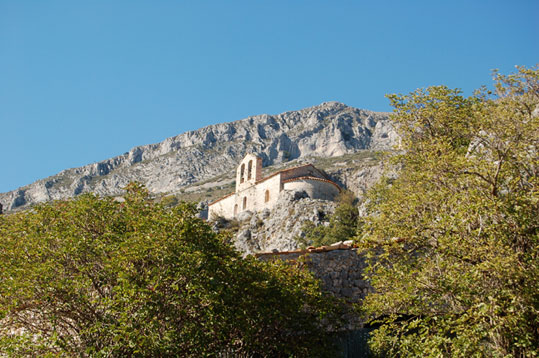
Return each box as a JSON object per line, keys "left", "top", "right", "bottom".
{"left": 256, "top": 245, "right": 371, "bottom": 303}
{"left": 256, "top": 244, "right": 372, "bottom": 330}
{"left": 279, "top": 164, "right": 323, "bottom": 181}
{"left": 283, "top": 178, "right": 340, "bottom": 201}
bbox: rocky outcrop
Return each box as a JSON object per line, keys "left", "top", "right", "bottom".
{"left": 226, "top": 190, "right": 337, "bottom": 255}
{"left": 209, "top": 152, "right": 399, "bottom": 255}
{"left": 0, "top": 102, "right": 398, "bottom": 211}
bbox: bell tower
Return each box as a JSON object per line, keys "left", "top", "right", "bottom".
{"left": 235, "top": 154, "right": 262, "bottom": 192}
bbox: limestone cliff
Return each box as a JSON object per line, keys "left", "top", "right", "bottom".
{"left": 0, "top": 102, "right": 398, "bottom": 211}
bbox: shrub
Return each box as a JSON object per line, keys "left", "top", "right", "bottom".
{"left": 298, "top": 190, "right": 359, "bottom": 248}
{"left": 0, "top": 183, "right": 342, "bottom": 357}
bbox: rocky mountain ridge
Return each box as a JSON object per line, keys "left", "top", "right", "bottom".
{"left": 0, "top": 102, "right": 399, "bottom": 211}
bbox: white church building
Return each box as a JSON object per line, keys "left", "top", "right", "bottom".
{"left": 208, "top": 154, "right": 341, "bottom": 220}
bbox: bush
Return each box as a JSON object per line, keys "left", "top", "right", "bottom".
{"left": 160, "top": 194, "right": 179, "bottom": 208}
{"left": 358, "top": 66, "right": 539, "bottom": 357}
{"left": 0, "top": 183, "right": 342, "bottom": 357}
{"left": 298, "top": 190, "right": 359, "bottom": 248}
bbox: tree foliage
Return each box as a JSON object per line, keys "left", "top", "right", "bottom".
{"left": 159, "top": 194, "right": 179, "bottom": 208}
{"left": 0, "top": 183, "right": 342, "bottom": 357}
{"left": 358, "top": 66, "right": 539, "bottom": 357}
{"left": 299, "top": 190, "right": 359, "bottom": 248}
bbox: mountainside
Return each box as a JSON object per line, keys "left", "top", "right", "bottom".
{"left": 0, "top": 102, "right": 398, "bottom": 211}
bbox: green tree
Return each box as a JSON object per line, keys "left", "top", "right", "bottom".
{"left": 300, "top": 190, "right": 359, "bottom": 247}
{"left": 358, "top": 66, "right": 539, "bottom": 357}
{"left": 159, "top": 194, "right": 179, "bottom": 208}
{"left": 0, "top": 183, "right": 342, "bottom": 357}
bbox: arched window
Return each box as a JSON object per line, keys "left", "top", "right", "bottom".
{"left": 243, "top": 197, "right": 247, "bottom": 210}
{"left": 234, "top": 204, "right": 238, "bottom": 215}
{"left": 265, "top": 190, "right": 270, "bottom": 203}
{"left": 247, "top": 160, "right": 253, "bottom": 180}
{"left": 240, "top": 164, "right": 245, "bottom": 183}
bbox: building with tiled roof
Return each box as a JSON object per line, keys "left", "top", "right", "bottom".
{"left": 208, "top": 154, "right": 340, "bottom": 219}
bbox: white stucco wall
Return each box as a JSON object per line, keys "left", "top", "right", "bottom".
{"left": 236, "top": 184, "right": 257, "bottom": 214}
{"left": 236, "top": 154, "right": 262, "bottom": 192}
{"left": 254, "top": 174, "right": 282, "bottom": 211}
{"left": 230, "top": 174, "right": 282, "bottom": 217}
{"left": 208, "top": 194, "right": 236, "bottom": 220}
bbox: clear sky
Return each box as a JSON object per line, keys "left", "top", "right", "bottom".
{"left": 1, "top": 0, "right": 537, "bottom": 193}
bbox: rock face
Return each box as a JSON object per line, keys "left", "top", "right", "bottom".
{"left": 214, "top": 154, "right": 399, "bottom": 255}
{"left": 0, "top": 102, "right": 398, "bottom": 211}
{"left": 227, "top": 190, "right": 337, "bottom": 255}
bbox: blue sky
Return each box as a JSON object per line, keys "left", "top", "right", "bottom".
{"left": 1, "top": 0, "right": 537, "bottom": 193}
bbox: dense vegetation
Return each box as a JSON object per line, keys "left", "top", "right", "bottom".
{"left": 299, "top": 190, "right": 359, "bottom": 247}
{"left": 0, "top": 183, "right": 343, "bottom": 357}
{"left": 1, "top": 66, "right": 536, "bottom": 357}
{"left": 358, "top": 66, "right": 538, "bottom": 357}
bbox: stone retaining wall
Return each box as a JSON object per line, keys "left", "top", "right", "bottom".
{"left": 256, "top": 244, "right": 373, "bottom": 330}
{"left": 256, "top": 245, "right": 371, "bottom": 303}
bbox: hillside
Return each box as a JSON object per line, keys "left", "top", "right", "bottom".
{"left": 0, "top": 102, "right": 398, "bottom": 212}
